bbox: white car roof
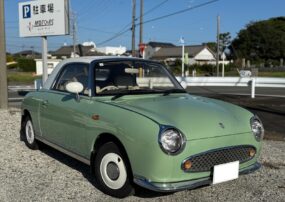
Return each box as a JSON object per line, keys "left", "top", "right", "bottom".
{"left": 43, "top": 56, "right": 133, "bottom": 89}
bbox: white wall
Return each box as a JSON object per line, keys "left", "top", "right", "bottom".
{"left": 194, "top": 48, "right": 216, "bottom": 61}
{"left": 96, "top": 46, "right": 126, "bottom": 55}
{"left": 35, "top": 59, "right": 62, "bottom": 75}
{"left": 144, "top": 46, "right": 161, "bottom": 59}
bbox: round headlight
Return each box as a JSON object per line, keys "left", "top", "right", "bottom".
{"left": 250, "top": 116, "right": 264, "bottom": 141}
{"left": 159, "top": 128, "right": 185, "bottom": 155}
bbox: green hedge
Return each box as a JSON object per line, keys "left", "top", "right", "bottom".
{"left": 169, "top": 62, "right": 237, "bottom": 76}
{"left": 7, "top": 63, "right": 18, "bottom": 69}
{"left": 6, "top": 55, "right": 14, "bottom": 62}
{"left": 17, "top": 58, "right": 36, "bottom": 72}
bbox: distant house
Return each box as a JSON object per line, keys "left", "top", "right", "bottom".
{"left": 144, "top": 41, "right": 175, "bottom": 59}
{"left": 151, "top": 45, "right": 216, "bottom": 65}
{"left": 13, "top": 50, "right": 41, "bottom": 59}
{"left": 50, "top": 45, "right": 105, "bottom": 59}
{"left": 35, "top": 58, "right": 62, "bottom": 75}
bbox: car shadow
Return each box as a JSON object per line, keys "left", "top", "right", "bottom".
{"left": 37, "top": 142, "right": 174, "bottom": 199}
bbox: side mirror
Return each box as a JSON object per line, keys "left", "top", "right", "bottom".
{"left": 65, "top": 82, "right": 84, "bottom": 101}
{"left": 180, "top": 81, "right": 187, "bottom": 89}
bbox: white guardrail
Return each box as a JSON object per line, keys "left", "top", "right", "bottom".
{"left": 176, "top": 77, "right": 285, "bottom": 98}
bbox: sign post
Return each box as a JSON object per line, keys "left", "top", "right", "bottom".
{"left": 19, "top": 0, "right": 69, "bottom": 83}
{"left": 221, "top": 52, "right": 226, "bottom": 77}
{"left": 180, "top": 37, "right": 185, "bottom": 77}
{"left": 42, "top": 36, "right": 48, "bottom": 82}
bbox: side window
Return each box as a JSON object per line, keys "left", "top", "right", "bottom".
{"left": 53, "top": 63, "right": 89, "bottom": 95}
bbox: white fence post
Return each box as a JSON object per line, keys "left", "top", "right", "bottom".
{"left": 251, "top": 78, "right": 256, "bottom": 98}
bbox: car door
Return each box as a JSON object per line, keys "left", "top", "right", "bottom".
{"left": 39, "top": 62, "right": 93, "bottom": 157}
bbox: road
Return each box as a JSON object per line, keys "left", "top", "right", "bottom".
{"left": 187, "top": 86, "right": 285, "bottom": 97}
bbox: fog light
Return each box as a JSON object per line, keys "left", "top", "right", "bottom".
{"left": 248, "top": 148, "right": 256, "bottom": 157}
{"left": 183, "top": 160, "right": 192, "bottom": 170}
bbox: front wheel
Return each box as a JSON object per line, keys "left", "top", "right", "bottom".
{"left": 94, "top": 142, "right": 133, "bottom": 198}
{"left": 22, "top": 116, "right": 38, "bottom": 150}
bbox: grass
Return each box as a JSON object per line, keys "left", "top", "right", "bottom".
{"left": 7, "top": 72, "right": 40, "bottom": 85}
{"left": 258, "top": 72, "right": 285, "bottom": 77}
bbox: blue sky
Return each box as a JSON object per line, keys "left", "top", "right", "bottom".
{"left": 4, "top": 0, "right": 285, "bottom": 53}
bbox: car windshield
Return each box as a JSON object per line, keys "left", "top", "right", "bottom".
{"left": 94, "top": 60, "right": 184, "bottom": 96}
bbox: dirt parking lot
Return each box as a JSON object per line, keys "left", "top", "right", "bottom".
{"left": 0, "top": 109, "right": 284, "bottom": 202}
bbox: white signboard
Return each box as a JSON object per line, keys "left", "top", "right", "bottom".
{"left": 19, "top": 0, "right": 69, "bottom": 37}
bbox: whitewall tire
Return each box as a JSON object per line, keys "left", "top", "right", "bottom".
{"left": 23, "top": 116, "right": 38, "bottom": 150}
{"left": 94, "top": 142, "right": 133, "bottom": 198}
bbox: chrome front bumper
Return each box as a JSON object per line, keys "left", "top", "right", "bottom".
{"left": 133, "top": 162, "right": 261, "bottom": 192}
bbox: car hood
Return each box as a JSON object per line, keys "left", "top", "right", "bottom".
{"left": 106, "top": 94, "right": 253, "bottom": 140}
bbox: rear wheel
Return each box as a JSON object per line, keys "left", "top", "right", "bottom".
{"left": 94, "top": 142, "right": 133, "bottom": 198}
{"left": 23, "top": 116, "right": 38, "bottom": 150}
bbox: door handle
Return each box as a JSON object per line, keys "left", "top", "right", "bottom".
{"left": 42, "top": 100, "right": 49, "bottom": 107}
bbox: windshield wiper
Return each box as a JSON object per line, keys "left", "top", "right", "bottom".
{"left": 111, "top": 89, "right": 132, "bottom": 101}
{"left": 111, "top": 89, "right": 158, "bottom": 101}
{"left": 111, "top": 88, "right": 186, "bottom": 100}
{"left": 162, "top": 89, "right": 186, "bottom": 96}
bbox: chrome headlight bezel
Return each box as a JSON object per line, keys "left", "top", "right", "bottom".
{"left": 250, "top": 115, "right": 264, "bottom": 141}
{"left": 158, "top": 126, "right": 186, "bottom": 155}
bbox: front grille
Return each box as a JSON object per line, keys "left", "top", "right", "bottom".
{"left": 183, "top": 145, "right": 256, "bottom": 172}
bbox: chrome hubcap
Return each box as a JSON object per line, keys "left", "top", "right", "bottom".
{"left": 106, "top": 162, "right": 120, "bottom": 180}
{"left": 25, "top": 120, "right": 34, "bottom": 144}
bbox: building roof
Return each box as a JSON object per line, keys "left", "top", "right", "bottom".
{"left": 147, "top": 41, "right": 175, "bottom": 48}
{"left": 14, "top": 50, "right": 41, "bottom": 56}
{"left": 151, "top": 45, "right": 211, "bottom": 60}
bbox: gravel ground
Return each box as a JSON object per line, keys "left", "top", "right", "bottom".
{"left": 0, "top": 109, "right": 284, "bottom": 202}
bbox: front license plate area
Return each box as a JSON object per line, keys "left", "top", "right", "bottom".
{"left": 213, "top": 161, "right": 239, "bottom": 184}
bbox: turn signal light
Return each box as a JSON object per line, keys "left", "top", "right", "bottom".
{"left": 183, "top": 160, "right": 192, "bottom": 170}
{"left": 92, "top": 114, "right": 100, "bottom": 120}
{"left": 248, "top": 148, "right": 256, "bottom": 157}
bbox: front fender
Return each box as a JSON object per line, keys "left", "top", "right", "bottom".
{"left": 85, "top": 100, "right": 176, "bottom": 182}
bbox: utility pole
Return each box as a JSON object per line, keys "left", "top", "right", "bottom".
{"left": 71, "top": 11, "right": 77, "bottom": 58}
{"left": 0, "top": 0, "right": 8, "bottom": 109}
{"left": 216, "top": 15, "right": 220, "bottom": 77}
{"left": 131, "top": 0, "right": 136, "bottom": 57}
{"left": 139, "top": 0, "right": 143, "bottom": 45}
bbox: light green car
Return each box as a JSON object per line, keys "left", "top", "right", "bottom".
{"left": 21, "top": 57, "right": 264, "bottom": 198}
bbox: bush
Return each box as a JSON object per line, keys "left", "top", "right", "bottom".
{"left": 7, "top": 63, "right": 18, "bottom": 69}
{"left": 17, "top": 58, "right": 36, "bottom": 72}
{"left": 6, "top": 55, "right": 14, "bottom": 63}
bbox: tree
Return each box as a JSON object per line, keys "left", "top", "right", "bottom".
{"left": 205, "top": 32, "right": 232, "bottom": 54}
{"left": 219, "top": 32, "right": 231, "bottom": 52}
{"left": 230, "top": 17, "right": 285, "bottom": 64}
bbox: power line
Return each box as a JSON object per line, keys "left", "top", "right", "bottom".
{"left": 138, "top": 0, "right": 219, "bottom": 26}
{"left": 97, "top": 0, "right": 219, "bottom": 46}
{"left": 96, "top": 0, "right": 171, "bottom": 46}
{"left": 116, "top": 0, "right": 170, "bottom": 35}
{"left": 96, "top": 29, "right": 130, "bottom": 46}
{"left": 143, "top": 0, "right": 169, "bottom": 17}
